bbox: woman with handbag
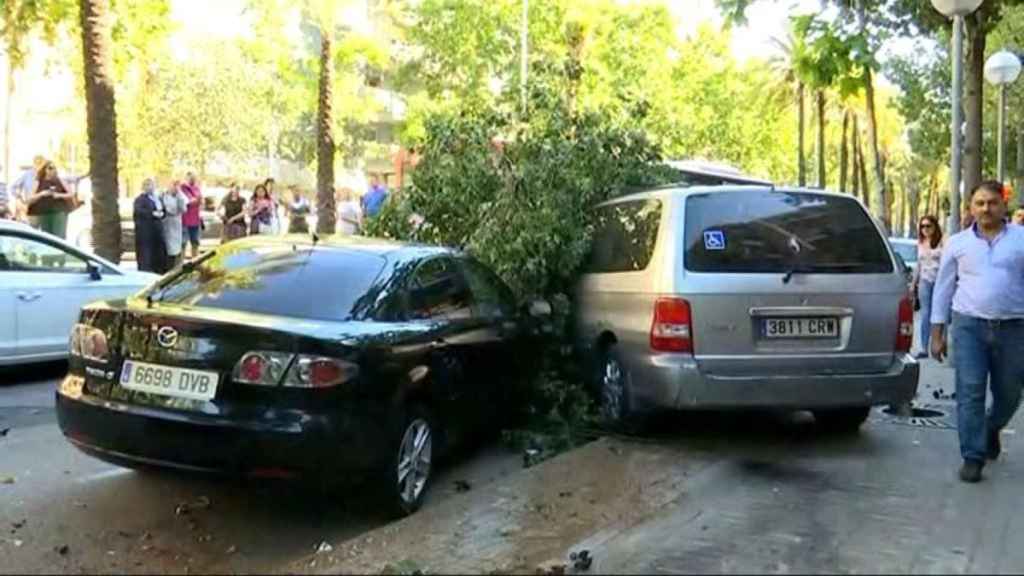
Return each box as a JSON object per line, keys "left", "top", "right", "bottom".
{"left": 913, "top": 215, "right": 944, "bottom": 360}
{"left": 249, "top": 184, "right": 275, "bottom": 235}
{"left": 26, "top": 161, "right": 76, "bottom": 238}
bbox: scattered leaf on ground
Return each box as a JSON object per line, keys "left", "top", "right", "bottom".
{"left": 55, "top": 544, "right": 69, "bottom": 555}
{"left": 570, "top": 549, "right": 593, "bottom": 571}
{"left": 454, "top": 480, "right": 471, "bottom": 493}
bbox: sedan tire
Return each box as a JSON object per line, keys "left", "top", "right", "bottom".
{"left": 383, "top": 404, "right": 435, "bottom": 517}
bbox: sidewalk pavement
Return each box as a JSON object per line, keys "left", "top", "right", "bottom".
{"left": 294, "top": 358, "right": 1024, "bottom": 575}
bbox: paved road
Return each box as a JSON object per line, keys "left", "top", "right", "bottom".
{"left": 0, "top": 363, "right": 522, "bottom": 574}
{"left": 303, "top": 359, "right": 1024, "bottom": 575}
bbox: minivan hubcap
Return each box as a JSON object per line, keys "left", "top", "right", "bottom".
{"left": 601, "top": 357, "right": 624, "bottom": 422}
{"left": 396, "top": 419, "right": 432, "bottom": 505}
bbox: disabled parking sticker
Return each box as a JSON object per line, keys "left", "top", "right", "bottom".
{"left": 703, "top": 230, "right": 726, "bottom": 251}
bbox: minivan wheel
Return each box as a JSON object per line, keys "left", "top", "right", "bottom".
{"left": 596, "top": 346, "right": 640, "bottom": 432}
{"left": 383, "top": 405, "right": 434, "bottom": 517}
{"left": 813, "top": 407, "right": 871, "bottom": 433}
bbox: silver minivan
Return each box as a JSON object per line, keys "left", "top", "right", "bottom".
{"left": 573, "top": 185, "right": 919, "bottom": 431}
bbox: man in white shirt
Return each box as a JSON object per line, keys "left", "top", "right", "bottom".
{"left": 931, "top": 180, "right": 1024, "bottom": 483}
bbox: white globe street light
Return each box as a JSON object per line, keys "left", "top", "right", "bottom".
{"left": 931, "top": 0, "right": 984, "bottom": 16}
{"left": 931, "top": 0, "right": 985, "bottom": 233}
{"left": 985, "top": 50, "right": 1022, "bottom": 185}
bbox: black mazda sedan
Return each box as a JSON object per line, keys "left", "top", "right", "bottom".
{"left": 56, "top": 235, "right": 550, "bottom": 515}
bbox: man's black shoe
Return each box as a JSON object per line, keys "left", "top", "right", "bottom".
{"left": 988, "top": 429, "right": 1002, "bottom": 460}
{"left": 959, "top": 459, "right": 984, "bottom": 483}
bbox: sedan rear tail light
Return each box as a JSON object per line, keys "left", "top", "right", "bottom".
{"left": 283, "top": 356, "right": 358, "bottom": 389}
{"left": 896, "top": 296, "right": 913, "bottom": 353}
{"left": 232, "top": 352, "right": 357, "bottom": 389}
{"left": 69, "top": 324, "right": 110, "bottom": 363}
{"left": 650, "top": 297, "right": 693, "bottom": 353}
{"left": 232, "top": 351, "right": 293, "bottom": 386}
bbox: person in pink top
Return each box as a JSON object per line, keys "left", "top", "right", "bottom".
{"left": 180, "top": 171, "right": 203, "bottom": 258}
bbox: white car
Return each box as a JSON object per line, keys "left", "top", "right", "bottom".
{"left": 0, "top": 220, "right": 159, "bottom": 366}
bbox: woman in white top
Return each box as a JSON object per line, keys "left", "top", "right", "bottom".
{"left": 336, "top": 187, "right": 362, "bottom": 235}
{"left": 913, "top": 215, "right": 944, "bottom": 359}
{"left": 160, "top": 182, "right": 188, "bottom": 269}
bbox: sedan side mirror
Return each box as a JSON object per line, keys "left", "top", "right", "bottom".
{"left": 528, "top": 299, "right": 552, "bottom": 318}
{"left": 86, "top": 261, "right": 102, "bottom": 281}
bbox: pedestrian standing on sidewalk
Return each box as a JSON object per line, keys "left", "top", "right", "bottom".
{"left": 26, "top": 161, "right": 76, "bottom": 238}
{"left": 133, "top": 178, "right": 167, "bottom": 274}
{"left": 219, "top": 183, "right": 247, "bottom": 243}
{"left": 286, "top": 187, "right": 311, "bottom": 233}
{"left": 11, "top": 156, "right": 46, "bottom": 224}
{"left": 931, "top": 180, "right": 1024, "bottom": 483}
{"left": 249, "top": 184, "right": 274, "bottom": 235}
{"left": 180, "top": 172, "right": 203, "bottom": 258}
{"left": 160, "top": 181, "right": 187, "bottom": 270}
{"left": 912, "top": 215, "right": 943, "bottom": 359}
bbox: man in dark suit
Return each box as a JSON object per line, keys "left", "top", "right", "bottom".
{"left": 133, "top": 178, "right": 168, "bottom": 273}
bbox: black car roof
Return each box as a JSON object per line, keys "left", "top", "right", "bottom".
{"left": 230, "top": 233, "right": 455, "bottom": 262}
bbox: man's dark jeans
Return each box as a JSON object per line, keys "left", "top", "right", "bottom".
{"left": 952, "top": 313, "right": 1024, "bottom": 462}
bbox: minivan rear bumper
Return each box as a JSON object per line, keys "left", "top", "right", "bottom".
{"left": 629, "top": 353, "right": 919, "bottom": 411}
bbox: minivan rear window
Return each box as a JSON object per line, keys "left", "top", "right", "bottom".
{"left": 684, "top": 191, "right": 893, "bottom": 274}
{"left": 586, "top": 199, "right": 662, "bottom": 273}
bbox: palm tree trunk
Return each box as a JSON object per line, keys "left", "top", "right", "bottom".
{"left": 839, "top": 109, "right": 849, "bottom": 193}
{"left": 908, "top": 181, "right": 919, "bottom": 237}
{"left": 855, "top": 0, "right": 888, "bottom": 231}
{"left": 816, "top": 89, "right": 826, "bottom": 189}
{"left": 79, "top": 0, "right": 121, "bottom": 263}
{"left": 863, "top": 68, "right": 888, "bottom": 231}
{"left": 963, "top": 14, "right": 987, "bottom": 199}
{"left": 851, "top": 115, "right": 861, "bottom": 201}
{"left": 316, "top": 30, "right": 336, "bottom": 235}
{"left": 857, "top": 121, "right": 870, "bottom": 206}
{"left": 798, "top": 81, "right": 806, "bottom": 187}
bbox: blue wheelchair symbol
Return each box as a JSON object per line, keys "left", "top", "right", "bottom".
{"left": 704, "top": 230, "right": 726, "bottom": 251}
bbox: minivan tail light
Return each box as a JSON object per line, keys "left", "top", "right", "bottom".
{"left": 896, "top": 297, "right": 913, "bottom": 353}
{"left": 232, "top": 351, "right": 293, "bottom": 386}
{"left": 651, "top": 297, "right": 693, "bottom": 353}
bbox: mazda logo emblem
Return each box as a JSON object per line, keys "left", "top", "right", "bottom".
{"left": 156, "top": 326, "right": 179, "bottom": 349}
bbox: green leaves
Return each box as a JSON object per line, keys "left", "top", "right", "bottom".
{"left": 367, "top": 80, "right": 668, "bottom": 299}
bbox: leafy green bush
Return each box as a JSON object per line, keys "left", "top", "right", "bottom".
{"left": 366, "top": 96, "right": 671, "bottom": 298}
{"left": 366, "top": 84, "right": 673, "bottom": 434}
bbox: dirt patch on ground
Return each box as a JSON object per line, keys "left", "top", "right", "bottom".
{"left": 289, "top": 437, "right": 710, "bottom": 574}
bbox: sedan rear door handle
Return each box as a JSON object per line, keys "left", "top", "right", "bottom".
{"left": 16, "top": 292, "right": 41, "bottom": 302}
{"left": 431, "top": 339, "right": 449, "bottom": 350}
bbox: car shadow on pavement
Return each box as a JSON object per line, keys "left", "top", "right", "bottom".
{"left": 0, "top": 361, "right": 68, "bottom": 386}
{"left": 628, "top": 408, "right": 886, "bottom": 459}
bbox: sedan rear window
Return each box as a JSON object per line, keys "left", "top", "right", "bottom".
{"left": 684, "top": 191, "right": 893, "bottom": 274}
{"left": 146, "top": 243, "right": 386, "bottom": 321}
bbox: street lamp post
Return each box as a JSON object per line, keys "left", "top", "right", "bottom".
{"left": 931, "top": 0, "right": 984, "bottom": 234}
{"left": 984, "top": 50, "right": 1022, "bottom": 184}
